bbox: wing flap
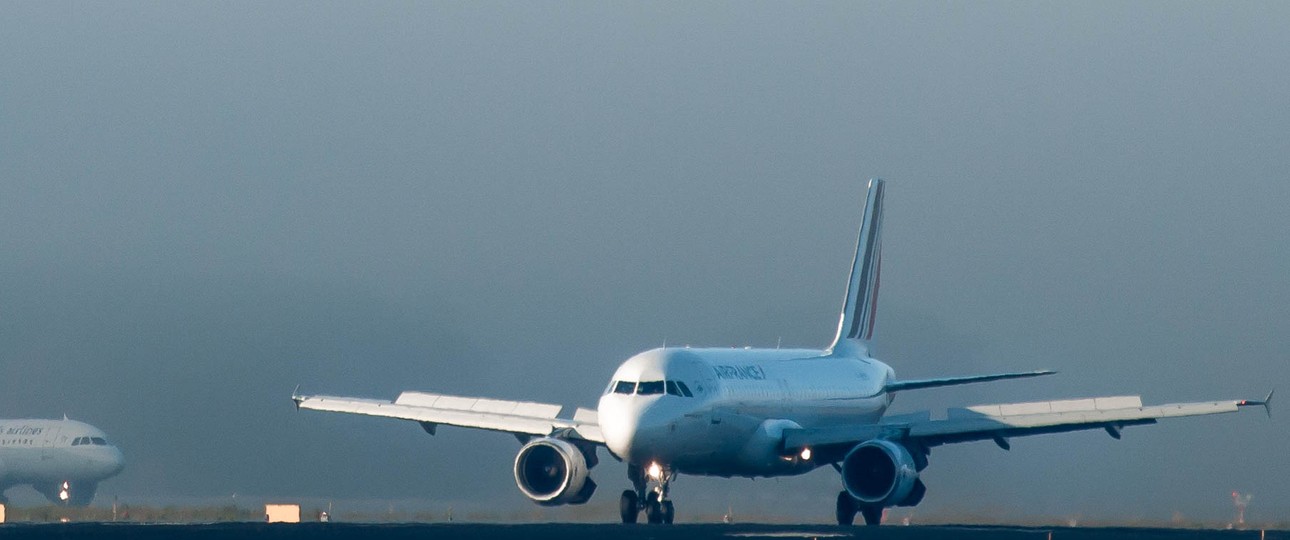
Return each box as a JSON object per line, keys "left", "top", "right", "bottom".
{"left": 573, "top": 407, "right": 599, "bottom": 424}
{"left": 295, "top": 393, "right": 603, "bottom": 444}
{"left": 394, "top": 391, "right": 565, "bottom": 419}
{"left": 948, "top": 395, "right": 1141, "bottom": 418}
{"left": 916, "top": 399, "right": 1237, "bottom": 440}
{"left": 784, "top": 395, "right": 1251, "bottom": 457}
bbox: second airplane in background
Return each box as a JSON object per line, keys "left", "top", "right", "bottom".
{"left": 0, "top": 418, "right": 124, "bottom": 506}
{"left": 294, "top": 179, "right": 1269, "bottom": 525}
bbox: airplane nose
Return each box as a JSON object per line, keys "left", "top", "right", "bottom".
{"left": 599, "top": 399, "right": 670, "bottom": 463}
{"left": 598, "top": 397, "right": 635, "bottom": 459}
{"left": 602, "top": 414, "right": 636, "bottom": 460}
{"left": 106, "top": 447, "right": 125, "bottom": 476}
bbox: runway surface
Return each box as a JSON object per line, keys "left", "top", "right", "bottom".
{"left": 0, "top": 523, "right": 1283, "bottom": 540}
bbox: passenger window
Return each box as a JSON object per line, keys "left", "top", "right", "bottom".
{"left": 665, "top": 381, "right": 681, "bottom": 396}
{"left": 613, "top": 381, "right": 636, "bottom": 394}
{"left": 91, "top": 437, "right": 107, "bottom": 446}
{"left": 676, "top": 381, "right": 694, "bottom": 397}
{"left": 637, "top": 381, "right": 664, "bottom": 395}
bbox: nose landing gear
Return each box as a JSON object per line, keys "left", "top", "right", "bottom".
{"left": 619, "top": 463, "right": 675, "bottom": 524}
{"left": 644, "top": 490, "right": 675, "bottom": 524}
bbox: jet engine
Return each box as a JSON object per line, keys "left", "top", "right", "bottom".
{"left": 513, "top": 437, "right": 597, "bottom": 506}
{"left": 840, "top": 439, "right": 924, "bottom": 507}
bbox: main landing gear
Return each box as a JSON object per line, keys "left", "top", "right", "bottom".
{"left": 835, "top": 491, "right": 882, "bottom": 526}
{"left": 620, "top": 463, "right": 675, "bottom": 524}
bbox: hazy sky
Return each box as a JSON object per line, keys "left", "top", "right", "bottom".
{"left": 2, "top": 1, "right": 1286, "bottom": 523}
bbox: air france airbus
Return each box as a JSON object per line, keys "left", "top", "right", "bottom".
{"left": 0, "top": 418, "right": 124, "bottom": 506}
{"left": 294, "top": 179, "right": 1269, "bottom": 525}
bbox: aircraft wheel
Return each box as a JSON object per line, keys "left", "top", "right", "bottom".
{"left": 645, "top": 491, "right": 662, "bottom": 524}
{"left": 661, "top": 500, "right": 675, "bottom": 524}
{"left": 835, "top": 491, "right": 856, "bottom": 526}
{"left": 619, "top": 490, "right": 638, "bottom": 524}
{"left": 860, "top": 505, "right": 883, "bottom": 526}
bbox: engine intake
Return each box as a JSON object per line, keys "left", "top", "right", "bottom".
{"left": 840, "top": 439, "right": 920, "bottom": 507}
{"left": 513, "top": 437, "right": 596, "bottom": 506}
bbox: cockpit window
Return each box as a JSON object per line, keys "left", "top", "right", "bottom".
{"left": 72, "top": 437, "right": 85, "bottom": 446}
{"left": 91, "top": 437, "right": 108, "bottom": 446}
{"left": 636, "top": 380, "right": 664, "bottom": 395}
{"left": 614, "top": 379, "right": 693, "bottom": 397}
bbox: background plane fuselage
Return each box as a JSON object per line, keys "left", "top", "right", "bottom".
{"left": 0, "top": 419, "right": 124, "bottom": 505}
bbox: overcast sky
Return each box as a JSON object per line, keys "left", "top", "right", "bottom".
{"left": 1, "top": 1, "right": 1286, "bottom": 524}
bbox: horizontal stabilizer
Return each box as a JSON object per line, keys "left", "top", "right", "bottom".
{"left": 1238, "top": 389, "right": 1274, "bottom": 418}
{"left": 884, "top": 370, "right": 1055, "bottom": 393}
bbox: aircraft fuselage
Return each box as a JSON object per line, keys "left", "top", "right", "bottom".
{"left": 0, "top": 419, "right": 124, "bottom": 506}
{"left": 598, "top": 346, "right": 893, "bottom": 477}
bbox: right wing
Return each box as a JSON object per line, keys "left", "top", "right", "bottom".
{"left": 293, "top": 389, "right": 604, "bottom": 444}
{"left": 784, "top": 392, "right": 1271, "bottom": 461}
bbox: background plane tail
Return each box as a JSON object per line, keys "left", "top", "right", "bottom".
{"left": 829, "top": 178, "right": 885, "bottom": 352}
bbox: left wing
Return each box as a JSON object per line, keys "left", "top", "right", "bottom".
{"left": 293, "top": 390, "right": 604, "bottom": 444}
{"left": 784, "top": 392, "right": 1271, "bottom": 461}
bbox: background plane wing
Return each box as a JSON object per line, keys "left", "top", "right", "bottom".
{"left": 293, "top": 390, "right": 604, "bottom": 444}
{"left": 784, "top": 394, "right": 1268, "bottom": 462}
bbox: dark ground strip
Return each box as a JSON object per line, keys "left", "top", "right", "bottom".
{"left": 0, "top": 523, "right": 1283, "bottom": 540}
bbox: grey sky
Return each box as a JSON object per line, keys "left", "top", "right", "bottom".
{"left": 1, "top": 1, "right": 1286, "bottom": 523}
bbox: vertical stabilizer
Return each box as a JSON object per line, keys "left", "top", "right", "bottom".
{"left": 829, "top": 178, "right": 885, "bottom": 351}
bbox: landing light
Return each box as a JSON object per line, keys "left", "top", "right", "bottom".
{"left": 800, "top": 448, "right": 812, "bottom": 461}
{"left": 647, "top": 462, "right": 663, "bottom": 480}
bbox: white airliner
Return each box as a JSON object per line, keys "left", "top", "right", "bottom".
{"left": 294, "top": 179, "right": 1270, "bottom": 525}
{"left": 0, "top": 418, "right": 124, "bottom": 506}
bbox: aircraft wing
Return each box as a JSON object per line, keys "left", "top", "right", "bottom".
{"left": 783, "top": 393, "right": 1271, "bottom": 462}
{"left": 883, "top": 370, "right": 1056, "bottom": 392}
{"left": 293, "top": 390, "right": 604, "bottom": 444}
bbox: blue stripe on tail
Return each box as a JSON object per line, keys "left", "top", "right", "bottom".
{"left": 831, "top": 179, "right": 885, "bottom": 350}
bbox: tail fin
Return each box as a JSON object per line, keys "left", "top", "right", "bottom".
{"left": 829, "top": 178, "right": 885, "bottom": 351}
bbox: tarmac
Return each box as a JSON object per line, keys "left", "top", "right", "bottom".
{"left": 0, "top": 523, "right": 1284, "bottom": 540}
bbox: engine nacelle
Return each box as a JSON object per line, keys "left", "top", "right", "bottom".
{"left": 840, "top": 439, "right": 920, "bottom": 507}
{"left": 513, "top": 437, "right": 597, "bottom": 506}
